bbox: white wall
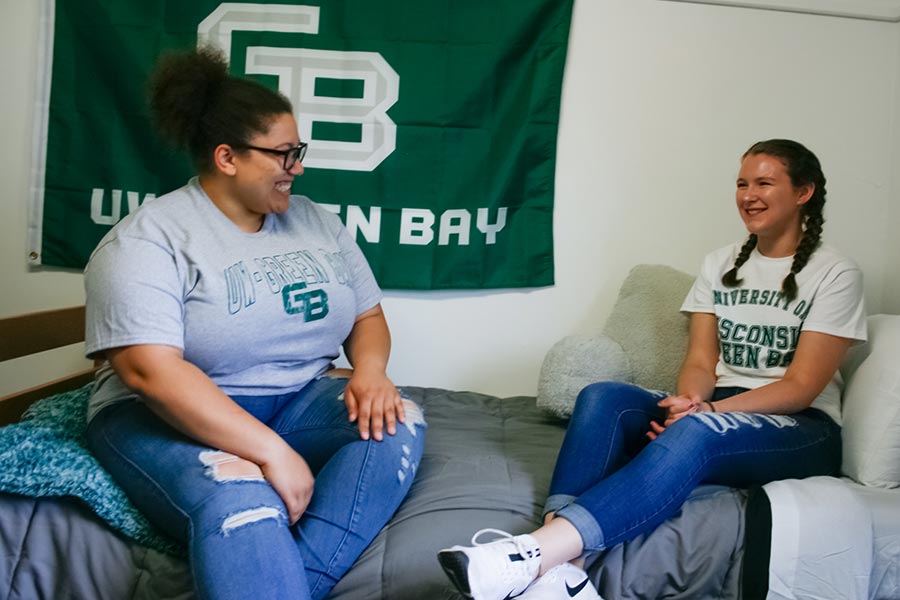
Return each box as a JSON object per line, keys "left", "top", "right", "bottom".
{"left": 382, "top": 0, "right": 899, "bottom": 395}
{"left": 887, "top": 22, "right": 900, "bottom": 315}
{"left": 2, "top": 0, "right": 898, "bottom": 398}
{"left": 0, "top": 1, "right": 92, "bottom": 395}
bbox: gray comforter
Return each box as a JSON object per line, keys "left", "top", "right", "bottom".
{"left": 1, "top": 387, "right": 748, "bottom": 600}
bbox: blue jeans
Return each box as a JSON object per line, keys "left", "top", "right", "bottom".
{"left": 545, "top": 381, "right": 841, "bottom": 551}
{"left": 86, "top": 375, "right": 426, "bottom": 600}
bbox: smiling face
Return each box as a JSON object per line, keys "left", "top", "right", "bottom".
{"left": 735, "top": 153, "right": 813, "bottom": 256}
{"left": 202, "top": 112, "right": 306, "bottom": 232}
{"left": 232, "top": 112, "right": 304, "bottom": 216}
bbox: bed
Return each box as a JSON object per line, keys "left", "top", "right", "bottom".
{"left": 2, "top": 298, "right": 899, "bottom": 600}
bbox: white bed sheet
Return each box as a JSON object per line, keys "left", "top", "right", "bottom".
{"left": 764, "top": 476, "right": 900, "bottom": 600}
{"left": 846, "top": 480, "right": 900, "bottom": 600}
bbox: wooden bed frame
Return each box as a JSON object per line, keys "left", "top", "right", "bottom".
{"left": 0, "top": 306, "right": 97, "bottom": 426}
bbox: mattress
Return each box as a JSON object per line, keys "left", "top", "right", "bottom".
{"left": 3, "top": 386, "right": 895, "bottom": 599}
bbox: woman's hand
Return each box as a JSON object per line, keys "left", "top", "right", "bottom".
{"left": 259, "top": 445, "right": 315, "bottom": 525}
{"left": 344, "top": 367, "right": 406, "bottom": 441}
{"left": 106, "top": 345, "right": 319, "bottom": 525}
{"left": 341, "top": 303, "right": 404, "bottom": 441}
{"left": 646, "top": 420, "right": 666, "bottom": 441}
{"left": 659, "top": 393, "right": 703, "bottom": 426}
{"left": 646, "top": 393, "right": 710, "bottom": 440}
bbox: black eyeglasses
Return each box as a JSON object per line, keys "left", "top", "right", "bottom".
{"left": 235, "top": 142, "right": 308, "bottom": 171}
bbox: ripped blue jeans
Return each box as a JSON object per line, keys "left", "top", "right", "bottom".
{"left": 544, "top": 381, "right": 840, "bottom": 551}
{"left": 86, "top": 375, "right": 426, "bottom": 600}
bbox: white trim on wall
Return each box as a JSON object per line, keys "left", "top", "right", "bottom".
{"left": 659, "top": 0, "right": 900, "bottom": 21}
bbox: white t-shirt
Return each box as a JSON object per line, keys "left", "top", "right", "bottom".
{"left": 681, "top": 242, "right": 867, "bottom": 424}
{"left": 85, "top": 178, "right": 382, "bottom": 421}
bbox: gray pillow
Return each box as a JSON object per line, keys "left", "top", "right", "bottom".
{"left": 537, "top": 264, "right": 695, "bottom": 418}
{"left": 537, "top": 334, "right": 631, "bottom": 418}
{"left": 603, "top": 264, "right": 694, "bottom": 394}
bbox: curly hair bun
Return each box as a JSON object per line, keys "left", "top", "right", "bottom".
{"left": 148, "top": 45, "right": 229, "bottom": 150}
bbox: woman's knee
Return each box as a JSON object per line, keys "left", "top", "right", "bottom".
{"left": 573, "top": 381, "right": 657, "bottom": 419}
{"left": 385, "top": 398, "right": 427, "bottom": 455}
{"left": 365, "top": 398, "right": 426, "bottom": 489}
{"left": 659, "top": 414, "right": 725, "bottom": 457}
{"left": 191, "top": 479, "right": 289, "bottom": 537}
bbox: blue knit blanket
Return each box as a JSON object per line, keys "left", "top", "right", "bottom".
{"left": 0, "top": 385, "right": 182, "bottom": 556}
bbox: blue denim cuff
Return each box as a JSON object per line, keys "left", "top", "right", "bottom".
{"left": 556, "top": 502, "right": 606, "bottom": 551}
{"left": 543, "top": 493, "right": 577, "bottom": 519}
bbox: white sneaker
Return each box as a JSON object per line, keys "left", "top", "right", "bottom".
{"left": 438, "top": 528, "right": 542, "bottom": 600}
{"left": 518, "top": 563, "right": 601, "bottom": 600}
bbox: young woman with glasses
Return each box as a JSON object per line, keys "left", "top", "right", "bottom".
{"left": 83, "top": 45, "right": 426, "bottom": 600}
{"left": 438, "top": 139, "right": 866, "bottom": 600}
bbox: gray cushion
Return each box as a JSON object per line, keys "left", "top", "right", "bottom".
{"left": 602, "top": 264, "right": 694, "bottom": 394}
{"left": 537, "top": 335, "right": 631, "bottom": 419}
{"left": 537, "top": 264, "right": 695, "bottom": 417}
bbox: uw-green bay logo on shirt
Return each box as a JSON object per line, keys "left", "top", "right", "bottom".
{"left": 282, "top": 282, "right": 329, "bottom": 321}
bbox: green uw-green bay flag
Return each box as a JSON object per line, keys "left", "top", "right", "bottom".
{"left": 29, "top": 0, "right": 573, "bottom": 289}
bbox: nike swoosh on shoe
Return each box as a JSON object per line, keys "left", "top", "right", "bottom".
{"left": 566, "top": 577, "right": 590, "bottom": 597}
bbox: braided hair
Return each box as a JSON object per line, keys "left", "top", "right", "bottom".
{"left": 148, "top": 45, "right": 293, "bottom": 172}
{"left": 722, "top": 139, "right": 826, "bottom": 302}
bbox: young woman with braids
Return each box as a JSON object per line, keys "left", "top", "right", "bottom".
{"left": 437, "top": 139, "right": 867, "bottom": 600}
{"left": 83, "top": 46, "right": 425, "bottom": 600}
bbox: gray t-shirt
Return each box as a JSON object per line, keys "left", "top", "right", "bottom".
{"left": 85, "top": 178, "right": 382, "bottom": 421}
